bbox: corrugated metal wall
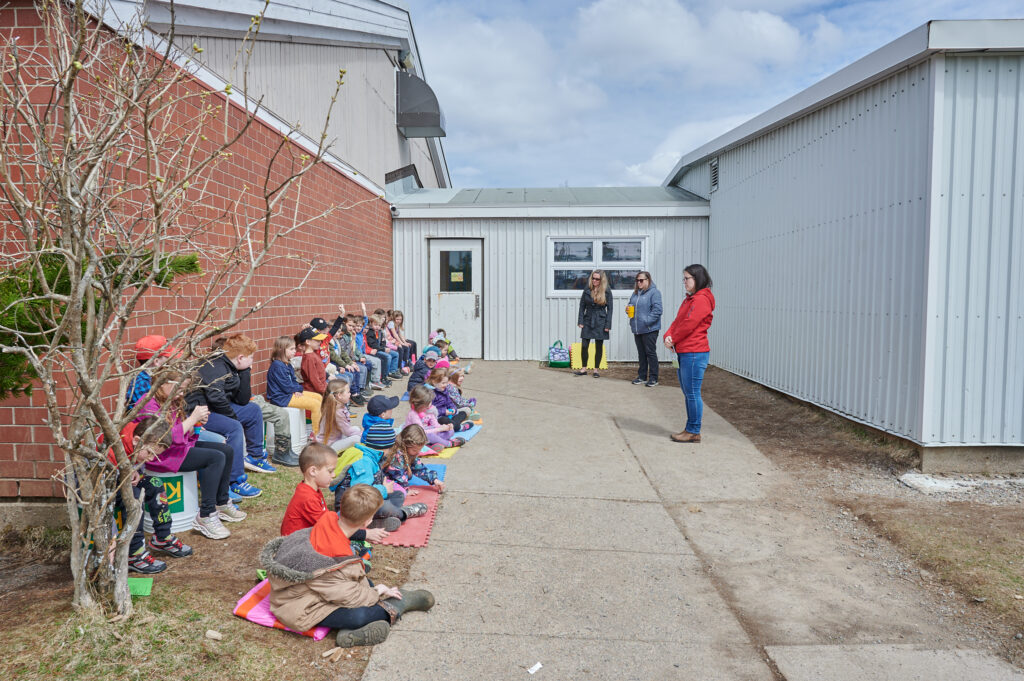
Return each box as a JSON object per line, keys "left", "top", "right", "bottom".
{"left": 923, "top": 55, "right": 1024, "bottom": 445}
{"left": 393, "top": 217, "right": 707, "bottom": 361}
{"left": 702, "top": 61, "right": 933, "bottom": 442}
{"left": 678, "top": 162, "right": 710, "bottom": 199}
{"left": 180, "top": 36, "right": 440, "bottom": 189}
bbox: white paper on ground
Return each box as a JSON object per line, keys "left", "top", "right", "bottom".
{"left": 527, "top": 662, "right": 542, "bottom": 674}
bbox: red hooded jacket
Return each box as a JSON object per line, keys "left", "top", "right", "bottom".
{"left": 664, "top": 288, "right": 715, "bottom": 353}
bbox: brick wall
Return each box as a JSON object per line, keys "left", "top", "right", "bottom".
{"left": 0, "top": 3, "right": 393, "bottom": 501}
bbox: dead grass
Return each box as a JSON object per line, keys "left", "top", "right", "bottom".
{"left": 0, "top": 463, "right": 421, "bottom": 681}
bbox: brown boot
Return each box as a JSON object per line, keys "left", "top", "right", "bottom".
{"left": 670, "top": 431, "right": 701, "bottom": 443}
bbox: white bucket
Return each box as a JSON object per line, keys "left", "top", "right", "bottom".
{"left": 141, "top": 469, "right": 199, "bottom": 534}
{"left": 265, "top": 406, "right": 309, "bottom": 455}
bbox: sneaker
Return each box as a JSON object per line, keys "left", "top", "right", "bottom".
{"left": 367, "top": 516, "right": 401, "bottom": 532}
{"left": 147, "top": 534, "right": 193, "bottom": 558}
{"left": 128, "top": 548, "right": 168, "bottom": 574}
{"left": 402, "top": 503, "right": 428, "bottom": 519}
{"left": 351, "top": 393, "right": 366, "bottom": 406}
{"left": 382, "top": 379, "right": 393, "bottom": 388}
{"left": 230, "top": 476, "right": 262, "bottom": 498}
{"left": 217, "top": 502, "right": 247, "bottom": 523}
{"left": 244, "top": 455, "right": 277, "bottom": 473}
{"left": 400, "top": 366, "right": 410, "bottom": 375}
{"left": 228, "top": 488, "right": 244, "bottom": 503}
{"left": 388, "top": 371, "right": 403, "bottom": 380}
{"left": 459, "top": 421, "right": 474, "bottom": 432}
{"left": 450, "top": 437, "right": 466, "bottom": 447}
{"left": 193, "top": 513, "right": 231, "bottom": 540}
{"left": 645, "top": 380, "right": 659, "bottom": 387}
{"left": 632, "top": 378, "right": 645, "bottom": 385}
{"left": 370, "top": 381, "right": 386, "bottom": 390}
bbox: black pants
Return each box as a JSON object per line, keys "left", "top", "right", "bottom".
{"left": 397, "top": 344, "right": 411, "bottom": 367}
{"left": 581, "top": 338, "right": 604, "bottom": 369}
{"left": 318, "top": 603, "right": 391, "bottom": 630}
{"left": 125, "top": 476, "right": 173, "bottom": 554}
{"left": 437, "top": 411, "right": 468, "bottom": 430}
{"left": 633, "top": 331, "right": 659, "bottom": 382}
{"left": 178, "top": 442, "right": 233, "bottom": 516}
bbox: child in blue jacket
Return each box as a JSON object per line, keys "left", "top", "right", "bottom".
{"left": 329, "top": 395, "right": 427, "bottom": 531}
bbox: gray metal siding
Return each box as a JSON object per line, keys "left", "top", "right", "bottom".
{"left": 925, "top": 55, "right": 1024, "bottom": 445}
{"left": 705, "top": 61, "right": 933, "bottom": 442}
{"left": 678, "top": 163, "right": 711, "bottom": 199}
{"left": 393, "top": 217, "right": 707, "bottom": 361}
{"left": 181, "top": 36, "right": 441, "bottom": 189}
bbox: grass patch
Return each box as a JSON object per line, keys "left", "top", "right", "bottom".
{"left": 0, "top": 462, "right": 419, "bottom": 681}
{"left": 1, "top": 524, "right": 72, "bottom": 562}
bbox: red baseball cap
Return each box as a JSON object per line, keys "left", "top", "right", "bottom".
{"left": 135, "top": 335, "right": 177, "bottom": 361}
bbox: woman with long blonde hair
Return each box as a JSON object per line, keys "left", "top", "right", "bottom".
{"left": 575, "top": 269, "right": 613, "bottom": 377}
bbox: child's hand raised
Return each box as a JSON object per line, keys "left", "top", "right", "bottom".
{"left": 365, "top": 528, "right": 389, "bottom": 542}
{"left": 338, "top": 304, "right": 346, "bottom": 316}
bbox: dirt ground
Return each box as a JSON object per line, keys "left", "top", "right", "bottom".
{"left": 595, "top": 361, "right": 1024, "bottom": 667}
{"left": 0, "top": 467, "right": 423, "bottom": 681}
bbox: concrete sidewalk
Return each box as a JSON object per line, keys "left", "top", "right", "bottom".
{"left": 363, "top": 362, "right": 1023, "bottom": 680}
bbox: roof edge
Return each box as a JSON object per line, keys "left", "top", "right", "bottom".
{"left": 664, "top": 19, "right": 1024, "bottom": 187}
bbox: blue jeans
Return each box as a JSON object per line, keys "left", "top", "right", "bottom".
{"left": 197, "top": 428, "right": 226, "bottom": 444}
{"left": 677, "top": 352, "right": 710, "bottom": 434}
{"left": 204, "top": 404, "right": 264, "bottom": 482}
{"left": 384, "top": 350, "right": 400, "bottom": 374}
{"left": 352, "top": 362, "right": 369, "bottom": 393}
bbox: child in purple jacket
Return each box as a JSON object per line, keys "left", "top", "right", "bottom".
{"left": 428, "top": 367, "right": 471, "bottom": 432}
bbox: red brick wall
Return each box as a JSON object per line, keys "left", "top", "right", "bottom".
{"left": 0, "top": 4, "right": 393, "bottom": 501}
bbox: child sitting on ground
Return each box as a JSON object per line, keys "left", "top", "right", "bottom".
{"left": 446, "top": 368, "right": 478, "bottom": 413}
{"left": 314, "top": 378, "right": 362, "bottom": 453}
{"left": 111, "top": 415, "right": 194, "bottom": 574}
{"left": 428, "top": 368, "right": 471, "bottom": 431}
{"left": 266, "top": 335, "right": 322, "bottom": 444}
{"left": 431, "top": 329, "right": 460, "bottom": 362}
{"left": 385, "top": 425, "right": 446, "bottom": 494}
{"left": 406, "top": 349, "right": 438, "bottom": 393}
{"left": 263, "top": 484, "right": 435, "bottom": 647}
{"left": 433, "top": 339, "right": 453, "bottom": 369}
{"left": 405, "top": 385, "right": 466, "bottom": 449}
{"left": 329, "top": 395, "right": 428, "bottom": 531}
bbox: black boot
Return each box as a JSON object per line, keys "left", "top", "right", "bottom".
{"left": 382, "top": 589, "right": 435, "bottom": 618}
{"left": 271, "top": 434, "right": 299, "bottom": 467}
{"left": 336, "top": 620, "right": 390, "bottom": 647}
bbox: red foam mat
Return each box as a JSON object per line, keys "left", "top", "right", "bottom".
{"left": 376, "top": 486, "right": 440, "bottom": 548}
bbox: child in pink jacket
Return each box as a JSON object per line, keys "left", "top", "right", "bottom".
{"left": 404, "top": 385, "right": 465, "bottom": 449}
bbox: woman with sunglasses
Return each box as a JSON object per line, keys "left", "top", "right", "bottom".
{"left": 575, "top": 270, "right": 613, "bottom": 377}
{"left": 664, "top": 264, "right": 715, "bottom": 443}
{"left": 627, "top": 271, "right": 663, "bottom": 387}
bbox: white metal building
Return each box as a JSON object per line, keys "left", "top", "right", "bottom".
{"left": 123, "top": 0, "right": 450, "bottom": 190}
{"left": 664, "top": 20, "right": 1024, "bottom": 465}
{"left": 391, "top": 187, "right": 709, "bottom": 362}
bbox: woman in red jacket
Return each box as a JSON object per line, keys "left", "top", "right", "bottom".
{"left": 663, "top": 265, "right": 715, "bottom": 443}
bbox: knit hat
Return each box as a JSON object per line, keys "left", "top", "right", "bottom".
{"left": 135, "top": 335, "right": 177, "bottom": 362}
{"left": 367, "top": 394, "right": 400, "bottom": 416}
{"left": 362, "top": 420, "right": 397, "bottom": 450}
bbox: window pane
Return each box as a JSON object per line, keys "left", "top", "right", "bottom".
{"left": 605, "top": 269, "right": 641, "bottom": 290}
{"left": 553, "top": 241, "right": 593, "bottom": 262}
{"left": 602, "top": 240, "right": 642, "bottom": 262}
{"left": 553, "top": 269, "right": 592, "bottom": 291}
{"left": 440, "top": 250, "right": 472, "bottom": 292}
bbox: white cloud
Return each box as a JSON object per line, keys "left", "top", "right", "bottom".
{"left": 618, "top": 114, "right": 754, "bottom": 185}
{"left": 417, "top": 5, "right": 606, "bottom": 155}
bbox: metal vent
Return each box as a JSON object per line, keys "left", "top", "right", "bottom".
{"left": 709, "top": 157, "right": 719, "bottom": 193}
{"left": 396, "top": 72, "right": 446, "bottom": 138}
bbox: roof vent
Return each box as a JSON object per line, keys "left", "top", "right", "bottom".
{"left": 709, "top": 157, "right": 719, "bottom": 193}
{"left": 396, "top": 72, "right": 446, "bottom": 138}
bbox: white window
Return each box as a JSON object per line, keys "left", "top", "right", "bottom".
{"left": 547, "top": 237, "right": 646, "bottom": 297}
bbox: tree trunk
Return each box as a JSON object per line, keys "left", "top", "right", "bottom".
{"left": 64, "top": 450, "right": 139, "bottom": 616}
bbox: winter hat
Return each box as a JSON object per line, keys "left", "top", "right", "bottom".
{"left": 135, "top": 335, "right": 177, "bottom": 362}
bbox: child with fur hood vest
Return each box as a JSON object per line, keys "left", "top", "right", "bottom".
{"left": 262, "top": 484, "right": 435, "bottom": 647}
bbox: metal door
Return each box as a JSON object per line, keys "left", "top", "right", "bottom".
{"left": 428, "top": 239, "right": 483, "bottom": 357}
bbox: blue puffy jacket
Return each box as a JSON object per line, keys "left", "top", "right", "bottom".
{"left": 628, "top": 285, "right": 663, "bottom": 335}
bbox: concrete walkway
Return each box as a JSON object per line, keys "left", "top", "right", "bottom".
{"left": 363, "top": 362, "right": 1023, "bottom": 680}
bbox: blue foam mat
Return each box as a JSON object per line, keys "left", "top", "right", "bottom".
{"left": 409, "top": 462, "right": 446, "bottom": 487}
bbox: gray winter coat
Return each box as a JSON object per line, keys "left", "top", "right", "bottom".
{"left": 628, "top": 285, "right": 663, "bottom": 335}
{"left": 578, "top": 288, "right": 613, "bottom": 341}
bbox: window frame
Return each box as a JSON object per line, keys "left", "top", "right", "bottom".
{"left": 546, "top": 236, "right": 647, "bottom": 298}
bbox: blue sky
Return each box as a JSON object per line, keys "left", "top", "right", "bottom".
{"left": 413, "top": 0, "right": 1022, "bottom": 188}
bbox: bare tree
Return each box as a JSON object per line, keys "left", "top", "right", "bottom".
{"left": 0, "top": 0, "right": 364, "bottom": 616}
